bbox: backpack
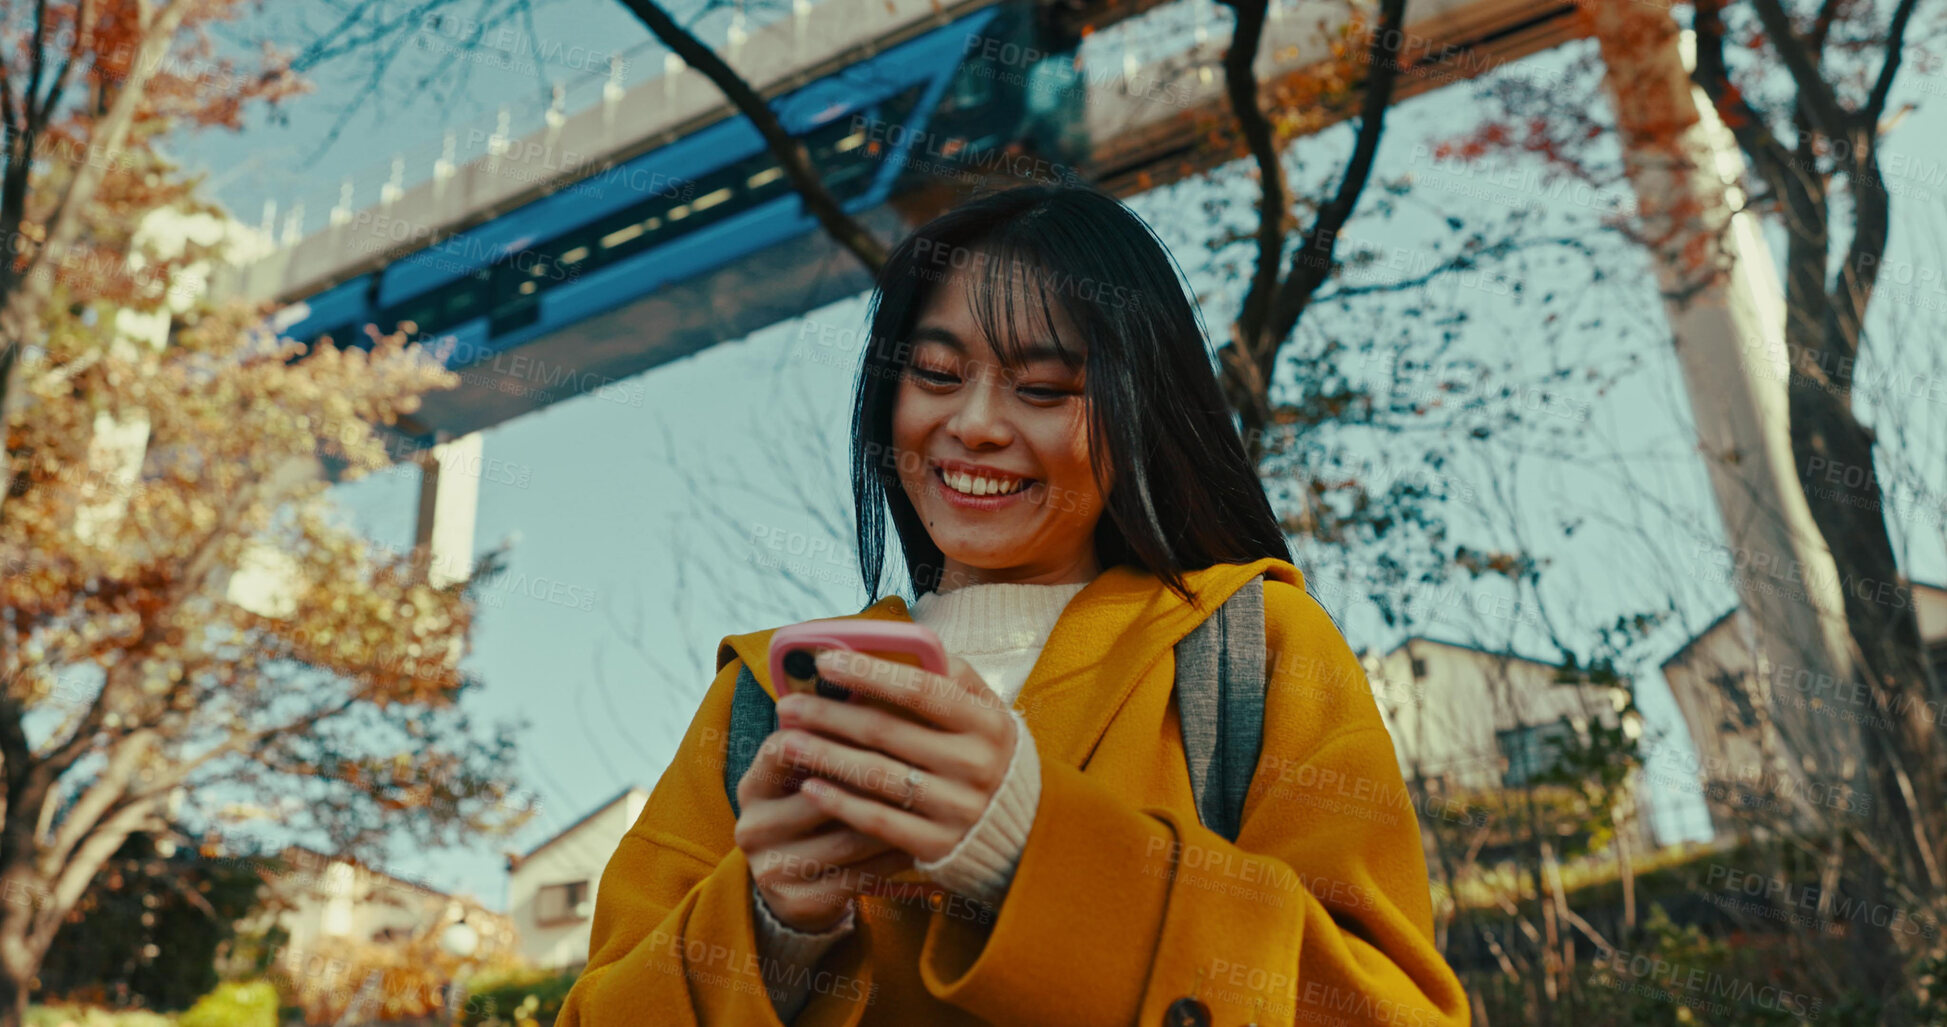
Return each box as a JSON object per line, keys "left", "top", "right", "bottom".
{"left": 721, "top": 573, "right": 1268, "bottom": 843}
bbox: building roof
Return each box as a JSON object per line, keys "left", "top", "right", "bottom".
{"left": 506, "top": 786, "right": 647, "bottom": 873}
{"left": 1362, "top": 635, "right": 1629, "bottom": 687}
{"left": 1657, "top": 606, "right": 1740, "bottom": 673}
{"left": 1659, "top": 581, "right": 1947, "bottom": 674}
{"left": 278, "top": 844, "right": 479, "bottom": 905}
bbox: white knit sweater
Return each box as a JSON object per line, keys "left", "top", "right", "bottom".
{"left": 750, "top": 579, "right": 1090, "bottom": 1021}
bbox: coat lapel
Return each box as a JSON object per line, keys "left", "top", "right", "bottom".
{"left": 1015, "top": 558, "right": 1292, "bottom": 769}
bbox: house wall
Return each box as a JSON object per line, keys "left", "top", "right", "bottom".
{"left": 1363, "top": 639, "right": 1656, "bottom": 856}
{"left": 1660, "top": 610, "right": 1774, "bottom": 840}
{"left": 509, "top": 790, "right": 648, "bottom": 968}
{"left": 248, "top": 847, "right": 513, "bottom": 1000}
{"left": 1661, "top": 584, "right": 1947, "bottom": 840}
{"left": 1366, "top": 640, "right": 1632, "bottom": 791}
{"left": 269, "top": 850, "right": 442, "bottom": 956}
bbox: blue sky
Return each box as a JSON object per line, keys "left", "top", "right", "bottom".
{"left": 166, "top": 0, "right": 1947, "bottom": 909}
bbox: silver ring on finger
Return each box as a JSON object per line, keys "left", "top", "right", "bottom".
{"left": 900, "top": 766, "right": 925, "bottom": 811}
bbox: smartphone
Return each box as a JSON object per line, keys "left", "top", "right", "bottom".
{"left": 768, "top": 621, "right": 948, "bottom": 711}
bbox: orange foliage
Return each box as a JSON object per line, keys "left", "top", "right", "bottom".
{"left": 273, "top": 929, "right": 525, "bottom": 1025}
{"left": 0, "top": 1, "right": 532, "bottom": 991}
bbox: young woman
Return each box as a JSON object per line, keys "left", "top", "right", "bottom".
{"left": 558, "top": 185, "right": 1467, "bottom": 1026}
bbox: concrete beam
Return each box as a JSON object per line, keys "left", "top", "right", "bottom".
{"left": 414, "top": 433, "right": 485, "bottom": 589}
{"left": 1591, "top": 5, "right": 1859, "bottom": 831}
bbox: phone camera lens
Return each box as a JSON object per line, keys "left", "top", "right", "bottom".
{"left": 783, "top": 649, "right": 817, "bottom": 680}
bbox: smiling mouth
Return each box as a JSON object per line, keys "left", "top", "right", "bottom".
{"left": 934, "top": 466, "right": 1035, "bottom": 498}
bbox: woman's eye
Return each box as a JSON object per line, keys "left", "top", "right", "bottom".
{"left": 909, "top": 366, "right": 958, "bottom": 386}
{"left": 1018, "top": 385, "right": 1069, "bottom": 400}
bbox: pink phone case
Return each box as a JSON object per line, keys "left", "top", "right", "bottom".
{"left": 768, "top": 620, "right": 948, "bottom": 702}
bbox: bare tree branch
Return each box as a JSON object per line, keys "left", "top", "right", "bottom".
{"left": 1809, "top": 0, "right": 1846, "bottom": 53}
{"left": 1214, "top": 0, "right": 1285, "bottom": 397}
{"left": 30, "top": 0, "right": 93, "bottom": 131}
{"left": 1691, "top": 0, "right": 1799, "bottom": 215}
{"left": 1749, "top": 0, "right": 1852, "bottom": 140}
{"left": 23, "top": 0, "right": 53, "bottom": 136}
{"left": 1863, "top": 0, "right": 1922, "bottom": 127}
{"left": 615, "top": 0, "right": 887, "bottom": 272}
{"left": 1310, "top": 236, "right": 1599, "bottom": 305}
{"left": 1261, "top": 0, "right": 1409, "bottom": 346}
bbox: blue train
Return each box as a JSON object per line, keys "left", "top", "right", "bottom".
{"left": 286, "top": 1, "right": 1082, "bottom": 439}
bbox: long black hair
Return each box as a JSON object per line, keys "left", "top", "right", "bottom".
{"left": 850, "top": 183, "right": 1291, "bottom": 608}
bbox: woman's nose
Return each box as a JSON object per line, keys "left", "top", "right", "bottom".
{"left": 945, "top": 368, "right": 1012, "bottom": 448}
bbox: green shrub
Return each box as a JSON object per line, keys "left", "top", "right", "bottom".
{"left": 460, "top": 965, "right": 580, "bottom": 1027}
{"left": 26, "top": 1007, "right": 176, "bottom": 1027}
{"left": 177, "top": 981, "right": 277, "bottom": 1027}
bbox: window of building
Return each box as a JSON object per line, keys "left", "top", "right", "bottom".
{"left": 535, "top": 880, "right": 591, "bottom": 926}
{"left": 1496, "top": 720, "right": 1577, "bottom": 788}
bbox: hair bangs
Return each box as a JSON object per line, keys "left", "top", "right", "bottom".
{"left": 962, "top": 236, "right": 1090, "bottom": 373}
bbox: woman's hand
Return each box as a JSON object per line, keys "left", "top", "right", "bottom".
{"left": 735, "top": 723, "right": 914, "bottom": 933}
{"left": 771, "top": 648, "right": 1018, "bottom": 864}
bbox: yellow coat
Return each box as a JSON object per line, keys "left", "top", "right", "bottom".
{"left": 558, "top": 557, "right": 1468, "bottom": 1026}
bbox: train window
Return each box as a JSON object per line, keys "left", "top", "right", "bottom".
{"left": 947, "top": 67, "right": 992, "bottom": 112}
{"left": 488, "top": 255, "right": 542, "bottom": 337}
{"left": 391, "top": 79, "right": 929, "bottom": 344}
{"left": 446, "top": 287, "right": 479, "bottom": 320}
{"left": 376, "top": 265, "right": 487, "bottom": 343}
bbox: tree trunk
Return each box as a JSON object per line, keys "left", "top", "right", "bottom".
{"left": 1616, "top": 821, "right": 1635, "bottom": 935}
{"left": 0, "top": 971, "right": 26, "bottom": 1027}
{"left": 0, "top": 904, "right": 36, "bottom": 1027}
{"left": 0, "top": 0, "right": 194, "bottom": 525}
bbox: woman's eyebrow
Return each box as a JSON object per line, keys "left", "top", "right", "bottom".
{"left": 911, "top": 325, "right": 964, "bottom": 351}
{"left": 1014, "top": 343, "right": 1074, "bottom": 366}
{"left": 913, "top": 324, "right": 1076, "bottom": 367}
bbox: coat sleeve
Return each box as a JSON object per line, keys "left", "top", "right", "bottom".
{"left": 911, "top": 580, "right": 1470, "bottom": 1026}
{"left": 556, "top": 655, "right": 880, "bottom": 1027}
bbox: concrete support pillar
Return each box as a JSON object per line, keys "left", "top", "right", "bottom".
{"left": 70, "top": 310, "right": 168, "bottom": 547}
{"left": 1589, "top": 6, "right": 1860, "bottom": 828}
{"left": 414, "top": 433, "right": 483, "bottom": 589}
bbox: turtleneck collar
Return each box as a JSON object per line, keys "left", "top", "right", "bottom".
{"left": 908, "top": 579, "right": 1094, "bottom": 655}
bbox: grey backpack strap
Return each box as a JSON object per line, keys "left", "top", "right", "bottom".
{"left": 1174, "top": 574, "right": 1269, "bottom": 843}
{"left": 722, "top": 662, "right": 778, "bottom": 820}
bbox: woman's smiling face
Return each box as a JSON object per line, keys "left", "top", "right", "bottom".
{"left": 891, "top": 264, "right": 1109, "bottom": 590}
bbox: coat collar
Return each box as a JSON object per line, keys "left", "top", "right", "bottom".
{"left": 717, "top": 557, "right": 1302, "bottom": 769}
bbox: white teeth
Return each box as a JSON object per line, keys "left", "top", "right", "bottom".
{"left": 941, "top": 469, "right": 1026, "bottom": 497}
